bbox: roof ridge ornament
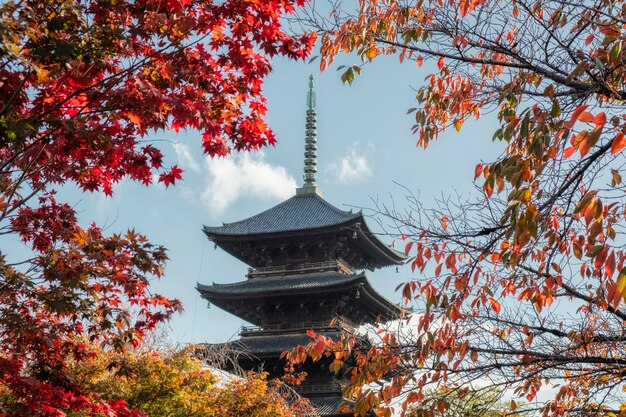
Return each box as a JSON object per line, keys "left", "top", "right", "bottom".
{"left": 296, "top": 75, "right": 324, "bottom": 197}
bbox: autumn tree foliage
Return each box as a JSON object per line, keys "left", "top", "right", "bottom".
{"left": 406, "top": 388, "right": 524, "bottom": 417}
{"left": 0, "top": 0, "right": 314, "bottom": 416}
{"left": 287, "top": 1, "right": 626, "bottom": 416}
{"left": 1, "top": 344, "right": 309, "bottom": 417}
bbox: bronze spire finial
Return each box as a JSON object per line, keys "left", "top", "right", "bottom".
{"left": 303, "top": 74, "right": 317, "bottom": 187}
{"left": 297, "top": 75, "right": 323, "bottom": 197}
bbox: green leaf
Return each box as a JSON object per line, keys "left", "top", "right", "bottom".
{"left": 610, "top": 42, "right": 622, "bottom": 60}
{"left": 503, "top": 118, "right": 518, "bottom": 142}
{"left": 340, "top": 67, "right": 355, "bottom": 85}
{"left": 521, "top": 114, "right": 530, "bottom": 138}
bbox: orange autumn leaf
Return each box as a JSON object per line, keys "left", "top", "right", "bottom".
{"left": 126, "top": 112, "right": 143, "bottom": 128}
{"left": 474, "top": 164, "right": 483, "bottom": 180}
{"left": 578, "top": 135, "right": 591, "bottom": 157}
{"left": 406, "top": 391, "right": 419, "bottom": 404}
{"left": 459, "top": 0, "right": 471, "bottom": 16}
{"left": 404, "top": 241, "right": 414, "bottom": 255}
{"left": 578, "top": 111, "right": 594, "bottom": 123}
{"left": 611, "top": 132, "right": 626, "bottom": 154}
{"left": 314, "top": 337, "right": 326, "bottom": 355}
{"left": 615, "top": 269, "right": 626, "bottom": 307}
{"left": 449, "top": 305, "right": 463, "bottom": 320}
{"left": 563, "top": 146, "right": 576, "bottom": 158}
{"left": 594, "top": 111, "right": 607, "bottom": 126}
{"left": 484, "top": 180, "right": 493, "bottom": 197}
{"left": 489, "top": 297, "right": 501, "bottom": 314}
{"left": 565, "top": 104, "right": 589, "bottom": 128}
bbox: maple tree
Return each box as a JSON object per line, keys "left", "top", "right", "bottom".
{"left": 0, "top": 0, "right": 314, "bottom": 416}
{"left": 287, "top": 0, "right": 626, "bottom": 416}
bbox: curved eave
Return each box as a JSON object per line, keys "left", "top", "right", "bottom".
{"left": 196, "top": 272, "right": 366, "bottom": 299}
{"left": 196, "top": 273, "right": 404, "bottom": 322}
{"left": 358, "top": 278, "right": 404, "bottom": 318}
{"left": 354, "top": 218, "right": 407, "bottom": 267}
{"left": 204, "top": 214, "right": 406, "bottom": 269}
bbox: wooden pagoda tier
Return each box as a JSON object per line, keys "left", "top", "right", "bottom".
{"left": 200, "top": 319, "right": 367, "bottom": 417}
{"left": 196, "top": 76, "right": 405, "bottom": 416}
{"left": 197, "top": 271, "right": 402, "bottom": 325}
{"left": 202, "top": 192, "right": 405, "bottom": 270}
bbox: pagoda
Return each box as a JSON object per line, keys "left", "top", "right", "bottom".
{"left": 196, "top": 76, "right": 405, "bottom": 416}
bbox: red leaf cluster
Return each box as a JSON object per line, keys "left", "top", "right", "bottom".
{"left": 0, "top": 0, "right": 314, "bottom": 415}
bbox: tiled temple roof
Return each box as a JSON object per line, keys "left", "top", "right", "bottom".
{"left": 202, "top": 193, "right": 405, "bottom": 269}
{"left": 197, "top": 272, "right": 403, "bottom": 326}
{"left": 309, "top": 396, "right": 353, "bottom": 416}
{"left": 203, "top": 193, "right": 361, "bottom": 236}
{"left": 225, "top": 332, "right": 343, "bottom": 355}
{"left": 196, "top": 272, "right": 366, "bottom": 296}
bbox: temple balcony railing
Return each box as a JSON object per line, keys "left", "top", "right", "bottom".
{"left": 247, "top": 259, "right": 354, "bottom": 278}
{"left": 239, "top": 318, "right": 355, "bottom": 337}
{"left": 294, "top": 382, "right": 343, "bottom": 395}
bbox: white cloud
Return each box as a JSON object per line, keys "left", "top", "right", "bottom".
{"left": 329, "top": 144, "right": 372, "bottom": 183}
{"left": 173, "top": 142, "right": 201, "bottom": 173}
{"left": 201, "top": 153, "right": 296, "bottom": 213}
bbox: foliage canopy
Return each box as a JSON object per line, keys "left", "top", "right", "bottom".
{"left": 0, "top": 0, "right": 314, "bottom": 415}
{"left": 288, "top": 0, "right": 626, "bottom": 416}
{"left": 2, "top": 344, "right": 309, "bottom": 417}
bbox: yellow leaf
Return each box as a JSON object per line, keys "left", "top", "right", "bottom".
{"left": 617, "top": 269, "right": 626, "bottom": 303}
{"left": 453, "top": 119, "right": 463, "bottom": 132}
{"left": 36, "top": 67, "right": 50, "bottom": 83}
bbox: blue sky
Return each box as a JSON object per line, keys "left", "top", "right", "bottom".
{"left": 8, "top": 53, "right": 505, "bottom": 345}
